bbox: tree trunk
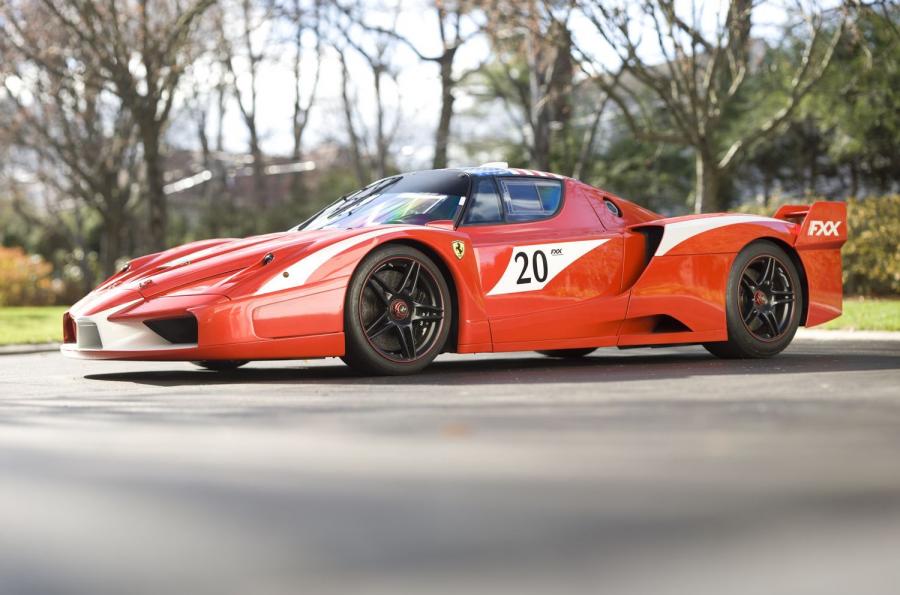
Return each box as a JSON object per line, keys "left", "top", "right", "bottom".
{"left": 339, "top": 53, "right": 368, "bottom": 187}
{"left": 573, "top": 105, "right": 604, "bottom": 180}
{"left": 215, "top": 83, "right": 227, "bottom": 153}
{"left": 432, "top": 51, "right": 456, "bottom": 170}
{"left": 373, "top": 66, "right": 387, "bottom": 179}
{"left": 142, "top": 125, "right": 167, "bottom": 251}
{"left": 100, "top": 207, "right": 123, "bottom": 279}
{"left": 70, "top": 208, "right": 95, "bottom": 295}
{"left": 291, "top": 109, "right": 306, "bottom": 205}
{"left": 694, "top": 151, "right": 722, "bottom": 213}
{"left": 290, "top": 148, "right": 307, "bottom": 206}
{"left": 532, "top": 115, "right": 552, "bottom": 172}
{"left": 248, "top": 122, "right": 267, "bottom": 208}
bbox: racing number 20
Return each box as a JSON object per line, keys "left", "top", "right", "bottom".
{"left": 515, "top": 250, "right": 548, "bottom": 285}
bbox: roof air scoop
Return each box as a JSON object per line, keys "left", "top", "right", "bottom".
{"left": 479, "top": 161, "right": 508, "bottom": 169}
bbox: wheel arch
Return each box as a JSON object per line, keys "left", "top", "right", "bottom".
{"left": 366, "top": 238, "right": 462, "bottom": 352}
{"left": 743, "top": 236, "right": 810, "bottom": 326}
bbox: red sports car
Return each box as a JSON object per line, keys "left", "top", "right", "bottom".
{"left": 62, "top": 164, "right": 847, "bottom": 375}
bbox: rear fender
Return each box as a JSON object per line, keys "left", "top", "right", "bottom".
{"left": 623, "top": 215, "right": 796, "bottom": 294}
{"left": 621, "top": 204, "right": 846, "bottom": 337}
{"left": 774, "top": 201, "right": 847, "bottom": 326}
{"left": 650, "top": 216, "right": 797, "bottom": 258}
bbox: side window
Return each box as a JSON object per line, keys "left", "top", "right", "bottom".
{"left": 463, "top": 178, "right": 504, "bottom": 224}
{"left": 536, "top": 182, "right": 562, "bottom": 212}
{"left": 499, "top": 178, "right": 562, "bottom": 222}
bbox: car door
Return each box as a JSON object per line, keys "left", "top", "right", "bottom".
{"left": 459, "top": 176, "right": 627, "bottom": 349}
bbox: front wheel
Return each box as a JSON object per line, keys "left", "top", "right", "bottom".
{"left": 704, "top": 241, "right": 803, "bottom": 359}
{"left": 342, "top": 245, "right": 452, "bottom": 376}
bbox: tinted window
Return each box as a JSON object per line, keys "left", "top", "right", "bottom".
{"left": 464, "top": 178, "right": 503, "bottom": 224}
{"left": 500, "top": 178, "right": 563, "bottom": 222}
{"left": 537, "top": 183, "right": 562, "bottom": 212}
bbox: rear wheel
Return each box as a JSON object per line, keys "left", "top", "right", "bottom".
{"left": 192, "top": 360, "right": 249, "bottom": 371}
{"left": 704, "top": 241, "right": 803, "bottom": 359}
{"left": 342, "top": 245, "right": 452, "bottom": 376}
{"left": 536, "top": 348, "right": 596, "bottom": 358}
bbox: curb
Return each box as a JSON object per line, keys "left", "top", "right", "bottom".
{"left": 0, "top": 343, "right": 60, "bottom": 355}
{"left": 795, "top": 329, "right": 900, "bottom": 341}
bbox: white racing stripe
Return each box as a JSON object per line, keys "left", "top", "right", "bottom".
{"left": 654, "top": 215, "right": 779, "bottom": 256}
{"left": 487, "top": 239, "right": 608, "bottom": 296}
{"left": 255, "top": 226, "right": 419, "bottom": 296}
{"left": 158, "top": 242, "right": 232, "bottom": 269}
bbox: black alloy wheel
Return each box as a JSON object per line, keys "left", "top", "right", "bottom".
{"left": 343, "top": 245, "right": 452, "bottom": 375}
{"left": 738, "top": 255, "right": 796, "bottom": 341}
{"left": 705, "top": 241, "right": 803, "bottom": 359}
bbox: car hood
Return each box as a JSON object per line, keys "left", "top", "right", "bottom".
{"left": 102, "top": 229, "right": 349, "bottom": 298}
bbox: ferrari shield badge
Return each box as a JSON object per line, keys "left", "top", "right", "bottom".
{"left": 451, "top": 240, "right": 465, "bottom": 260}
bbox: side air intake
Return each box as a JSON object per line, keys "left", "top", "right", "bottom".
{"left": 652, "top": 315, "right": 691, "bottom": 333}
{"left": 637, "top": 226, "right": 664, "bottom": 265}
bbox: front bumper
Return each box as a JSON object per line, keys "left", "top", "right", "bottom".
{"left": 61, "top": 280, "right": 348, "bottom": 361}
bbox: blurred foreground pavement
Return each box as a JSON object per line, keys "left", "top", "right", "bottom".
{"left": 1, "top": 338, "right": 899, "bottom": 595}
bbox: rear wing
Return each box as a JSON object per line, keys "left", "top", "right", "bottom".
{"left": 773, "top": 201, "right": 847, "bottom": 249}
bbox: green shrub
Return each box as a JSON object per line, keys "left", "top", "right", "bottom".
{"left": 843, "top": 196, "right": 900, "bottom": 296}
{"left": 0, "top": 246, "right": 59, "bottom": 306}
{"left": 738, "top": 195, "right": 900, "bottom": 296}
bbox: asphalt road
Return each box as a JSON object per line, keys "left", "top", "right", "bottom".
{"left": 1, "top": 336, "right": 899, "bottom": 595}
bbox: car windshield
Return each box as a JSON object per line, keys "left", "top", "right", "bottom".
{"left": 296, "top": 170, "right": 470, "bottom": 231}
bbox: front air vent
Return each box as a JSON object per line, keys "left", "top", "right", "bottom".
{"left": 144, "top": 316, "right": 198, "bottom": 344}
{"left": 76, "top": 320, "right": 103, "bottom": 349}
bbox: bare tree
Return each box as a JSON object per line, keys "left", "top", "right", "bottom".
{"left": 337, "top": 46, "right": 373, "bottom": 186}
{"left": 280, "top": 0, "right": 324, "bottom": 199}
{"left": 1, "top": 0, "right": 216, "bottom": 249}
{"left": 341, "top": 0, "right": 483, "bottom": 169}
{"left": 571, "top": 74, "right": 619, "bottom": 180}
{"left": 221, "top": 0, "right": 275, "bottom": 206}
{"left": 0, "top": 7, "right": 140, "bottom": 278}
{"left": 482, "top": 0, "right": 576, "bottom": 172}
{"left": 285, "top": 0, "right": 324, "bottom": 163}
{"left": 181, "top": 44, "right": 233, "bottom": 237}
{"left": 578, "top": 0, "right": 846, "bottom": 212}
{"left": 332, "top": 3, "right": 403, "bottom": 180}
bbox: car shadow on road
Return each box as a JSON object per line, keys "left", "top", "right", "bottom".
{"left": 83, "top": 343, "right": 900, "bottom": 388}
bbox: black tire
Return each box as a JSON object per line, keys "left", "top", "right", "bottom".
{"left": 342, "top": 244, "right": 452, "bottom": 376}
{"left": 192, "top": 360, "right": 249, "bottom": 371}
{"left": 536, "top": 348, "right": 596, "bottom": 358}
{"left": 704, "top": 241, "right": 803, "bottom": 359}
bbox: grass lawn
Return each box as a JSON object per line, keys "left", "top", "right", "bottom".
{"left": 820, "top": 297, "right": 900, "bottom": 331}
{"left": 0, "top": 306, "right": 68, "bottom": 345}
